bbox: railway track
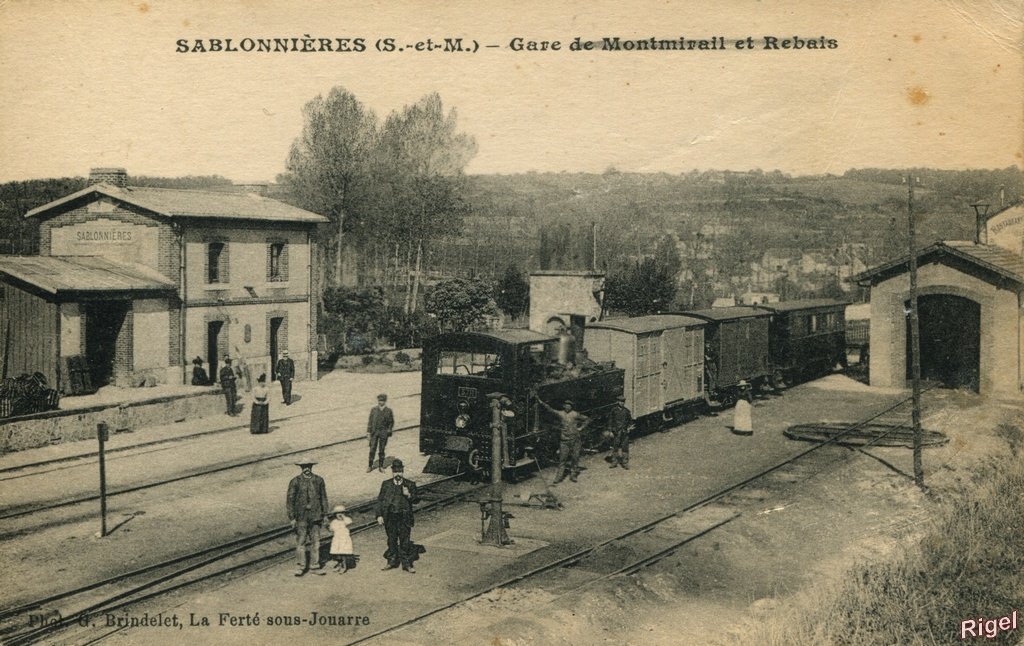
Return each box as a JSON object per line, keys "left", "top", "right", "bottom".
{"left": 346, "top": 388, "right": 935, "bottom": 645}
{"left": 0, "top": 391, "right": 422, "bottom": 479}
{"left": 0, "top": 424, "right": 420, "bottom": 523}
{"left": 0, "top": 473, "right": 483, "bottom": 646}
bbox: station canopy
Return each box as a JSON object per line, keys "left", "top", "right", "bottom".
{"left": 0, "top": 255, "right": 176, "bottom": 295}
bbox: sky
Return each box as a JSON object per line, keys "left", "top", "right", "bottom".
{"left": 0, "top": 0, "right": 1021, "bottom": 182}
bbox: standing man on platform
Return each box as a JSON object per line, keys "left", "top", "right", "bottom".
{"left": 287, "top": 460, "right": 329, "bottom": 576}
{"left": 276, "top": 350, "right": 296, "bottom": 405}
{"left": 219, "top": 356, "right": 238, "bottom": 416}
{"left": 606, "top": 395, "right": 633, "bottom": 469}
{"left": 534, "top": 394, "right": 591, "bottom": 483}
{"left": 375, "top": 458, "right": 420, "bottom": 573}
{"left": 367, "top": 393, "right": 394, "bottom": 473}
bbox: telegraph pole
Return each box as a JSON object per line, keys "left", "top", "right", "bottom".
{"left": 906, "top": 176, "right": 925, "bottom": 490}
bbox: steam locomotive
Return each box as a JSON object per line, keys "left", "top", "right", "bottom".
{"left": 419, "top": 299, "right": 847, "bottom": 478}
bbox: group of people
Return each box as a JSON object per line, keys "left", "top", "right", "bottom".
{"left": 191, "top": 352, "right": 297, "bottom": 434}
{"left": 284, "top": 393, "right": 421, "bottom": 577}
{"left": 535, "top": 392, "right": 633, "bottom": 483}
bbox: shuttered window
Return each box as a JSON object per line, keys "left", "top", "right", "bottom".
{"left": 268, "top": 241, "right": 288, "bottom": 282}
{"left": 207, "top": 242, "right": 229, "bottom": 284}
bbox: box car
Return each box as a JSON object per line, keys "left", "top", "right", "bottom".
{"left": 678, "top": 306, "right": 772, "bottom": 400}
{"left": 585, "top": 315, "right": 706, "bottom": 422}
{"left": 755, "top": 299, "right": 848, "bottom": 385}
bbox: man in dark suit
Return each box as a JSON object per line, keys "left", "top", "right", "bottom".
{"left": 375, "top": 458, "right": 420, "bottom": 572}
{"left": 275, "top": 350, "right": 296, "bottom": 405}
{"left": 219, "top": 356, "right": 238, "bottom": 416}
{"left": 367, "top": 393, "right": 394, "bottom": 473}
{"left": 286, "top": 460, "right": 329, "bottom": 576}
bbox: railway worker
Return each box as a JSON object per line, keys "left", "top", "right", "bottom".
{"left": 732, "top": 380, "right": 754, "bottom": 436}
{"left": 287, "top": 460, "right": 330, "bottom": 576}
{"left": 375, "top": 458, "right": 420, "bottom": 573}
{"left": 367, "top": 393, "right": 395, "bottom": 473}
{"left": 219, "top": 356, "right": 238, "bottom": 416}
{"left": 535, "top": 394, "right": 590, "bottom": 483}
{"left": 606, "top": 395, "right": 633, "bottom": 469}
{"left": 276, "top": 350, "right": 296, "bottom": 405}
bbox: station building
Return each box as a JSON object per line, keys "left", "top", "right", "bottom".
{"left": 854, "top": 203, "right": 1024, "bottom": 396}
{"left": 0, "top": 168, "right": 327, "bottom": 392}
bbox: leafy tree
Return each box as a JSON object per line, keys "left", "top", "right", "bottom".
{"left": 494, "top": 264, "right": 530, "bottom": 318}
{"left": 654, "top": 234, "right": 682, "bottom": 282}
{"left": 376, "top": 93, "right": 477, "bottom": 311}
{"left": 424, "top": 278, "right": 498, "bottom": 332}
{"left": 278, "top": 88, "right": 378, "bottom": 288}
{"left": 0, "top": 178, "right": 88, "bottom": 254}
{"left": 604, "top": 257, "right": 678, "bottom": 317}
{"left": 320, "top": 286, "right": 386, "bottom": 352}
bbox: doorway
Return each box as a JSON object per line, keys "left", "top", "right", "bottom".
{"left": 269, "top": 317, "right": 283, "bottom": 381}
{"left": 84, "top": 301, "right": 130, "bottom": 387}
{"left": 207, "top": 320, "right": 223, "bottom": 379}
{"left": 906, "top": 294, "right": 980, "bottom": 392}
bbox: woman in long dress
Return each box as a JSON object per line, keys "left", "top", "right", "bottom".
{"left": 250, "top": 373, "right": 270, "bottom": 434}
{"left": 732, "top": 380, "right": 753, "bottom": 436}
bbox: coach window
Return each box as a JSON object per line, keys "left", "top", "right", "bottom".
{"left": 436, "top": 351, "right": 499, "bottom": 376}
{"left": 207, "top": 242, "right": 225, "bottom": 284}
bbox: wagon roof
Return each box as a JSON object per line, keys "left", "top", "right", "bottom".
{"left": 429, "top": 329, "right": 557, "bottom": 346}
{"left": 675, "top": 306, "right": 772, "bottom": 322}
{"left": 588, "top": 314, "right": 706, "bottom": 334}
{"left": 755, "top": 299, "right": 850, "bottom": 313}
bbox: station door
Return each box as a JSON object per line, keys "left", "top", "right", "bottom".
{"left": 906, "top": 294, "right": 980, "bottom": 392}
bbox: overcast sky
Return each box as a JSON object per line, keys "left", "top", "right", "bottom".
{"left": 0, "top": 0, "right": 1021, "bottom": 182}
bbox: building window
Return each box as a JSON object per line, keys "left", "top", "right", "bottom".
{"left": 268, "top": 242, "right": 288, "bottom": 282}
{"left": 207, "top": 242, "right": 226, "bottom": 284}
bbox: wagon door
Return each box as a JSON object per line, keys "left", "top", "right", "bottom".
{"left": 633, "top": 332, "right": 662, "bottom": 417}
{"left": 661, "top": 325, "right": 704, "bottom": 405}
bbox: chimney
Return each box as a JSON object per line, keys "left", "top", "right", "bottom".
{"left": 89, "top": 167, "right": 128, "bottom": 188}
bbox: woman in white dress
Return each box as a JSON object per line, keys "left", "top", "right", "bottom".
{"left": 329, "top": 505, "right": 356, "bottom": 572}
{"left": 732, "top": 380, "right": 753, "bottom": 436}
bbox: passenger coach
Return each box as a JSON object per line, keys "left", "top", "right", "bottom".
{"left": 755, "top": 299, "right": 848, "bottom": 386}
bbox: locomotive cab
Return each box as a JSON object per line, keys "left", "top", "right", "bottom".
{"left": 420, "top": 329, "right": 624, "bottom": 479}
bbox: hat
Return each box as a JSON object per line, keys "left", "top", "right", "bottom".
{"left": 332, "top": 505, "right": 346, "bottom": 513}
{"left": 563, "top": 399, "right": 574, "bottom": 407}
{"left": 283, "top": 350, "right": 289, "bottom": 356}
{"left": 377, "top": 393, "right": 387, "bottom": 401}
{"left": 257, "top": 373, "right": 267, "bottom": 383}
{"left": 224, "top": 355, "right": 232, "bottom": 363}
{"left": 738, "top": 380, "right": 749, "bottom": 387}
{"left": 391, "top": 459, "right": 404, "bottom": 473}
{"left": 192, "top": 356, "right": 204, "bottom": 365}
{"left": 615, "top": 394, "right": 625, "bottom": 402}
{"left": 295, "top": 460, "right": 317, "bottom": 467}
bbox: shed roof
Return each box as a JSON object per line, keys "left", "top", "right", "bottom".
{"left": 676, "top": 306, "right": 772, "bottom": 322}
{"left": 0, "top": 255, "right": 176, "bottom": 295}
{"left": 25, "top": 184, "right": 329, "bottom": 224}
{"left": 852, "top": 241, "right": 1024, "bottom": 287}
{"left": 588, "top": 314, "right": 706, "bottom": 334}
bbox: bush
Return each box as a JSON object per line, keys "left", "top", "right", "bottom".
{"left": 361, "top": 355, "right": 375, "bottom": 366}
{"left": 394, "top": 351, "right": 411, "bottom": 365}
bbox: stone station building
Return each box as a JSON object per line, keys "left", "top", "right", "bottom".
{"left": 0, "top": 168, "right": 327, "bottom": 392}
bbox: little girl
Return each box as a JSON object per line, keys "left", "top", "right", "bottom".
{"left": 329, "top": 505, "right": 355, "bottom": 573}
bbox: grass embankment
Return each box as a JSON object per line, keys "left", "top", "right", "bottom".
{"left": 737, "top": 424, "right": 1024, "bottom": 646}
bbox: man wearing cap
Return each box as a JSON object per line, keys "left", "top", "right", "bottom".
{"left": 219, "top": 356, "right": 238, "bottom": 416}
{"left": 275, "top": 350, "right": 296, "bottom": 405}
{"left": 606, "top": 395, "right": 633, "bottom": 469}
{"left": 535, "top": 393, "right": 591, "bottom": 483}
{"left": 287, "top": 461, "right": 330, "bottom": 576}
{"left": 367, "top": 394, "right": 394, "bottom": 473}
{"left": 375, "top": 459, "right": 420, "bottom": 572}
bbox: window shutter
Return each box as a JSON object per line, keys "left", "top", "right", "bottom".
{"left": 221, "top": 242, "right": 230, "bottom": 284}
{"left": 281, "top": 243, "right": 289, "bottom": 281}
{"left": 266, "top": 242, "right": 272, "bottom": 282}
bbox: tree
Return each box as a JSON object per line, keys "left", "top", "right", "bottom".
{"left": 424, "top": 278, "right": 498, "bottom": 332}
{"left": 376, "top": 93, "right": 477, "bottom": 311}
{"left": 604, "top": 257, "right": 678, "bottom": 317}
{"left": 278, "top": 88, "right": 378, "bottom": 289}
{"left": 494, "top": 265, "right": 530, "bottom": 319}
